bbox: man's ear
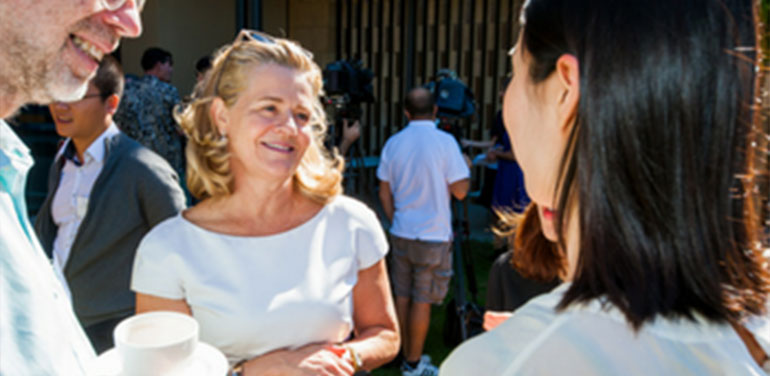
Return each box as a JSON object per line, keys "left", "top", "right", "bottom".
{"left": 554, "top": 54, "right": 580, "bottom": 131}
{"left": 105, "top": 94, "right": 120, "bottom": 115}
{"left": 210, "top": 97, "right": 229, "bottom": 135}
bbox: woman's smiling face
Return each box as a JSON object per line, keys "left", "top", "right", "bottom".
{"left": 217, "top": 63, "right": 315, "bottom": 183}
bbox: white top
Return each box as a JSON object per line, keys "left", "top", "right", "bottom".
{"left": 131, "top": 195, "right": 388, "bottom": 364}
{"left": 0, "top": 120, "right": 96, "bottom": 373}
{"left": 51, "top": 124, "right": 119, "bottom": 300}
{"left": 441, "top": 283, "right": 770, "bottom": 375}
{"left": 377, "top": 120, "right": 470, "bottom": 241}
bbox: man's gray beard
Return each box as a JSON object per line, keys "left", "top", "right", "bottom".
{"left": 0, "top": 33, "right": 89, "bottom": 107}
{"left": 38, "top": 63, "right": 90, "bottom": 104}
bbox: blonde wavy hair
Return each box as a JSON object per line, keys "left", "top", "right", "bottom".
{"left": 175, "top": 30, "right": 343, "bottom": 203}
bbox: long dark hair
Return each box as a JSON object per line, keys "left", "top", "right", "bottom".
{"left": 520, "top": 0, "right": 769, "bottom": 328}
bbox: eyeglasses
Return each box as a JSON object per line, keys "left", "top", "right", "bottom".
{"left": 54, "top": 93, "right": 103, "bottom": 107}
{"left": 79, "top": 93, "right": 104, "bottom": 100}
{"left": 100, "top": 0, "right": 145, "bottom": 12}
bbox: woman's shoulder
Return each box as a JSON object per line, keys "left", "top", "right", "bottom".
{"left": 440, "top": 311, "right": 602, "bottom": 376}
{"left": 443, "top": 283, "right": 756, "bottom": 375}
{"left": 143, "top": 213, "right": 186, "bottom": 237}
{"left": 441, "top": 288, "right": 564, "bottom": 375}
{"left": 327, "top": 194, "right": 370, "bottom": 209}
{"left": 139, "top": 212, "right": 208, "bottom": 250}
{"left": 442, "top": 284, "right": 621, "bottom": 374}
{"left": 325, "top": 195, "right": 380, "bottom": 223}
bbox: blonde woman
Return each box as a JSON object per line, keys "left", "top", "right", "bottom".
{"left": 131, "top": 31, "right": 399, "bottom": 375}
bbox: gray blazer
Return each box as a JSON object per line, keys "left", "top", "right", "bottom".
{"left": 34, "top": 133, "right": 186, "bottom": 327}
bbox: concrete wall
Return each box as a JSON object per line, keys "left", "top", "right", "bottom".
{"left": 120, "top": 1, "right": 238, "bottom": 97}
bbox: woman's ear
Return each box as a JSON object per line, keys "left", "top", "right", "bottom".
{"left": 209, "top": 97, "right": 229, "bottom": 136}
{"left": 554, "top": 54, "right": 580, "bottom": 131}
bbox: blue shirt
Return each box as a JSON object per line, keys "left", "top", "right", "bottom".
{"left": 0, "top": 120, "right": 95, "bottom": 374}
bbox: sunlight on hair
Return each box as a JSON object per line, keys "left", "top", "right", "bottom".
{"left": 174, "top": 33, "right": 344, "bottom": 203}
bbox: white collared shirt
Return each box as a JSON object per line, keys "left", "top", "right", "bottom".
{"left": 0, "top": 120, "right": 96, "bottom": 373}
{"left": 51, "top": 124, "right": 120, "bottom": 300}
{"left": 377, "top": 120, "right": 470, "bottom": 242}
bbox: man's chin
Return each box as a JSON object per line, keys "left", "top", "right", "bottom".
{"left": 34, "top": 69, "right": 90, "bottom": 105}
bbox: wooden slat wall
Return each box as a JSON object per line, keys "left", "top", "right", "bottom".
{"left": 336, "top": 0, "right": 523, "bottom": 156}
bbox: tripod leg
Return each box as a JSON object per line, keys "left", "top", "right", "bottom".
{"left": 459, "top": 199, "right": 480, "bottom": 301}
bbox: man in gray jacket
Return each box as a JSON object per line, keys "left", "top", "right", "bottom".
{"left": 35, "top": 56, "right": 186, "bottom": 353}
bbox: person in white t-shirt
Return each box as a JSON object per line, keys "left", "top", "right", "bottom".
{"left": 131, "top": 31, "right": 399, "bottom": 376}
{"left": 377, "top": 88, "right": 470, "bottom": 376}
{"left": 440, "top": 0, "right": 770, "bottom": 374}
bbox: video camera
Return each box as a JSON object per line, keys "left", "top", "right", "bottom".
{"left": 425, "top": 69, "right": 475, "bottom": 119}
{"left": 323, "top": 59, "right": 375, "bottom": 122}
{"left": 424, "top": 69, "right": 476, "bottom": 142}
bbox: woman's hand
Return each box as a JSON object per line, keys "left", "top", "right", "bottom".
{"left": 243, "top": 343, "right": 355, "bottom": 376}
{"left": 483, "top": 310, "right": 513, "bottom": 331}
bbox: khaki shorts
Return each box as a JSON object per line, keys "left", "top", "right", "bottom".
{"left": 389, "top": 235, "right": 453, "bottom": 304}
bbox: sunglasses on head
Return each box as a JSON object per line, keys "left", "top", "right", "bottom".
{"left": 236, "top": 29, "right": 277, "bottom": 45}
{"left": 210, "top": 30, "right": 279, "bottom": 96}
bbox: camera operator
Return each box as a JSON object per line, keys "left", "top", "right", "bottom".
{"left": 339, "top": 118, "right": 361, "bottom": 156}
{"left": 322, "top": 59, "right": 373, "bottom": 158}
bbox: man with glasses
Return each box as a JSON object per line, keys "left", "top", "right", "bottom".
{"left": 36, "top": 56, "right": 186, "bottom": 354}
{"left": 0, "top": 0, "right": 144, "bottom": 372}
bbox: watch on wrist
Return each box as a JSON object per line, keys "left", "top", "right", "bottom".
{"left": 229, "top": 359, "right": 246, "bottom": 376}
{"left": 345, "top": 344, "right": 363, "bottom": 372}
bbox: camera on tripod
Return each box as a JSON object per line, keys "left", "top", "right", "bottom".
{"left": 424, "top": 69, "right": 476, "bottom": 142}
{"left": 322, "top": 59, "right": 375, "bottom": 123}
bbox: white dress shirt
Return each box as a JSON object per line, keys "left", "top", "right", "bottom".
{"left": 51, "top": 124, "right": 120, "bottom": 300}
{"left": 377, "top": 120, "right": 470, "bottom": 242}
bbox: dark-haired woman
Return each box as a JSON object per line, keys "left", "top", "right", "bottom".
{"left": 441, "top": 0, "right": 770, "bottom": 374}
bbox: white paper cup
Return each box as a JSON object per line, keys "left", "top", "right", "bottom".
{"left": 113, "top": 311, "right": 199, "bottom": 376}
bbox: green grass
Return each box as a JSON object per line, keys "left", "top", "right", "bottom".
{"left": 372, "top": 240, "right": 498, "bottom": 376}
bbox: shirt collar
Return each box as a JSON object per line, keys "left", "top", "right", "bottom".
{"left": 408, "top": 119, "right": 437, "bottom": 128}
{"left": 85, "top": 123, "right": 119, "bottom": 163}
{"left": 56, "top": 123, "right": 120, "bottom": 165}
